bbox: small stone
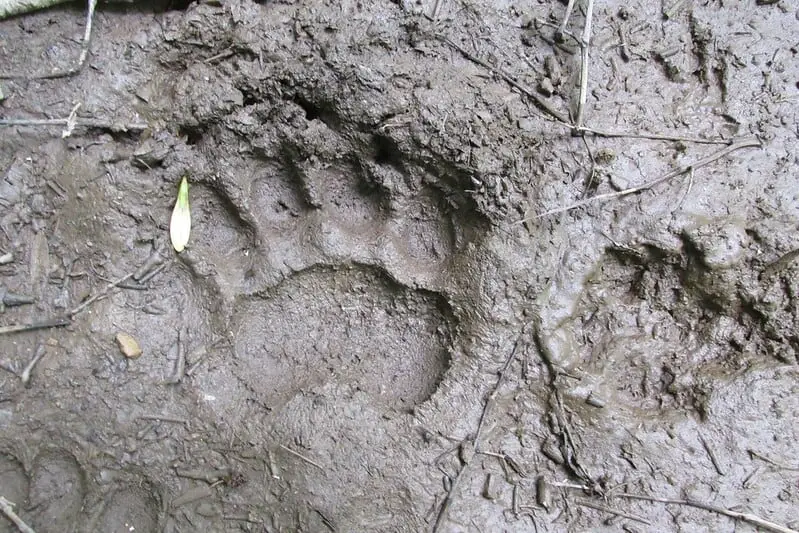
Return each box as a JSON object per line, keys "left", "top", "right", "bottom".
{"left": 518, "top": 117, "right": 536, "bottom": 132}
{"left": 543, "top": 56, "right": 563, "bottom": 86}
{"left": 609, "top": 173, "right": 629, "bottom": 191}
{"left": 537, "top": 77, "right": 555, "bottom": 97}
{"left": 116, "top": 332, "right": 142, "bottom": 359}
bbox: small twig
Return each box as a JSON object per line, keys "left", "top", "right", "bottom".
{"left": 69, "top": 272, "right": 134, "bottom": 318}
{"left": 616, "top": 493, "right": 798, "bottom": 533}
{"left": 185, "top": 348, "right": 208, "bottom": 377}
{"left": 0, "top": 496, "right": 36, "bottom": 533}
{"left": 575, "top": 498, "right": 652, "bottom": 526}
{"left": 166, "top": 329, "right": 186, "bottom": 384}
{"left": 278, "top": 444, "right": 324, "bottom": 471}
{"left": 267, "top": 450, "right": 279, "bottom": 479}
{"left": 677, "top": 168, "right": 694, "bottom": 208}
{"left": 742, "top": 466, "right": 762, "bottom": 489}
{"left": 578, "top": 127, "right": 732, "bottom": 145}
{"left": 521, "top": 137, "right": 761, "bottom": 220}
{"left": 138, "top": 415, "right": 188, "bottom": 425}
{"left": 133, "top": 245, "right": 166, "bottom": 281}
{"left": 433, "top": 34, "right": 731, "bottom": 147}
{"left": 429, "top": 0, "right": 445, "bottom": 21}
{"left": 1, "top": 257, "right": 162, "bottom": 336}
{"left": 473, "top": 324, "right": 530, "bottom": 446}
{"left": 748, "top": 449, "right": 799, "bottom": 471}
{"left": 432, "top": 465, "right": 466, "bottom": 532}
{"left": 61, "top": 103, "right": 81, "bottom": 138}
{"left": 557, "top": 0, "right": 577, "bottom": 38}
{"left": 436, "top": 34, "right": 571, "bottom": 125}
{"left": 0, "top": 317, "right": 71, "bottom": 336}
{"left": 19, "top": 344, "right": 47, "bottom": 386}
{"left": 433, "top": 324, "right": 531, "bottom": 531}
{"left": 137, "top": 261, "right": 169, "bottom": 284}
{"left": 0, "top": 0, "right": 97, "bottom": 80}
{"left": 314, "top": 508, "right": 336, "bottom": 532}
{"left": 0, "top": 117, "right": 148, "bottom": 134}
{"left": 698, "top": 432, "right": 725, "bottom": 476}
{"left": 174, "top": 467, "right": 229, "bottom": 483}
{"left": 575, "top": 0, "right": 595, "bottom": 130}
{"left": 551, "top": 480, "right": 592, "bottom": 491}
{"left": 663, "top": 0, "right": 689, "bottom": 20}
{"left": 0, "top": 359, "right": 16, "bottom": 375}
{"left": 203, "top": 48, "right": 234, "bottom": 63}
{"left": 114, "top": 281, "right": 149, "bottom": 291}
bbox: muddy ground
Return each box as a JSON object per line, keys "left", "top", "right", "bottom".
{"left": 0, "top": 0, "right": 798, "bottom": 531}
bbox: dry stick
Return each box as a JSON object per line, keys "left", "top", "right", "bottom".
{"left": 0, "top": 317, "right": 70, "bottom": 336}
{"left": 68, "top": 272, "right": 134, "bottom": 318}
{"left": 748, "top": 449, "right": 799, "bottom": 471}
{"left": 166, "top": 328, "right": 186, "bottom": 384}
{"left": 0, "top": 496, "right": 36, "bottom": 533}
{"left": 575, "top": 498, "right": 652, "bottom": 526}
{"left": 616, "top": 493, "right": 798, "bottom": 533}
{"left": 60, "top": 103, "right": 81, "bottom": 138}
{"left": 575, "top": 0, "right": 594, "bottom": 130}
{"left": 698, "top": 432, "right": 725, "bottom": 476}
{"left": 137, "top": 261, "right": 169, "bottom": 284}
{"left": 436, "top": 34, "right": 571, "bottom": 126}
{"left": 433, "top": 325, "right": 530, "bottom": 532}
{"left": 432, "top": 469, "right": 465, "bottom": 532}
{"left": 435, "top": 34, "right": 728, "bottom": 146}
{"left": 278, "top": 444, "right": 324, "bottom": 472}
{"left": 0, "top": 262, "right": 157, "bottom": 336}
{"left": 663, "top": 0, "right": 689, "bottom": 20}
{"left": 557, "top": 0, "right": 577, "bottom": 38}
{"left": 473, "top": 326, "right": 529, "bottom": 446}
{"left": 430, "top": 0, "right": 445, "bottom": 21}
{"left": 0, "top": 0, "right": 97, "bottom": 80}
{"left": 138, "top": 415, "right": 188, "bottom": 425}
{"left": 19, "top": 344, "right": 46, "bottom": 386}
{"left": 0, "top": 117, "right": 148, "bottom": 134}
{"left": 520, "top": 137, "right": 761, "bottom": 221}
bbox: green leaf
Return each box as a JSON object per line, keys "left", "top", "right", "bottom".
{"left": 170, "top": 175, "right": 191, "bottom": 252}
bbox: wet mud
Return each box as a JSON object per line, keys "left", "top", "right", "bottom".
{"left": 1, "top": 0, "right": 798, "bottom": 531}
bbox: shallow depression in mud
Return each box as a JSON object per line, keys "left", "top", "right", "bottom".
{"left": 231, "top": 264, "right": 453, "bottom": 412}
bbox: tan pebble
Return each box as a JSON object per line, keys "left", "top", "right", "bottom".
{"left": 116, "top": 332, "right": 142, "bottom": 359}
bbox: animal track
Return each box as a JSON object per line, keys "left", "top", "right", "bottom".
{"left": 94, "top": 487, "right": 160, "bottom": 533}
{"left": 232, "top": 265, "right": 453, "bottom": 412}
{"left": 27, "top": 451, "right": 86, "bottom": 532}
{"left": 0, "top": 449, "right": 161, "bottom": 533}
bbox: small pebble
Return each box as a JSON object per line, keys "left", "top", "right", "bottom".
{"left": 537, "top": 77, "right": 555, "bottom": 97}
{"left": 116, "top": 332, "right": 142, "bottom": 359}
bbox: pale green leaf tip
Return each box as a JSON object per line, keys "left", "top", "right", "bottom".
{"left": 170, "top": 176, "right": 191, "bottom": 253}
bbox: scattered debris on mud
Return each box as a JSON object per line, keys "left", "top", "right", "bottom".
{"left": 1, "top": 0, "right": 798, "bottom": 531}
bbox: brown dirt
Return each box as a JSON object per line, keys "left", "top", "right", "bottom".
{"left": 1, "top": 1, "right": 798, "bottom": 531}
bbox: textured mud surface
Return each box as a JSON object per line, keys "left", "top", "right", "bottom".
{"left": 1, "top": 1, "right": 798, "bottom": 531}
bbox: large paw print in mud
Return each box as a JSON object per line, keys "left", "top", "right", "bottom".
{"left": 0, "top": 449, "right": 159, "bottom": 533}
{"left": 232, "top": 265, "right": 452, "bottom": 412}
{"left": 541, "top": 218, "right": 797, "bottom": 415}
{"left": 168, "top": 93, "right": 475, "bottom": 418}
